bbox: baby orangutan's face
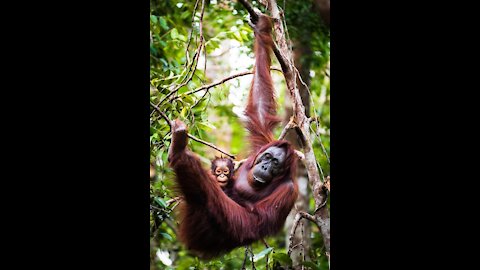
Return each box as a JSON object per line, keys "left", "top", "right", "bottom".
{"left": 214, "top": 160, "right": 231, "bottom": 188}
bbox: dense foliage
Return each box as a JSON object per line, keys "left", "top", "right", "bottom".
{"left": 150, "top": 0, "right": 329, "bottom": 269}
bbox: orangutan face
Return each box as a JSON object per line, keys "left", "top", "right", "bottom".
{"left": 212, "top": 159, "right": 232, "bottom": 188}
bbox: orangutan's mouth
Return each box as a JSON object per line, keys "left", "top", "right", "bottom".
{"left": 253, "top": 175, "right": 265, "bottom": 183}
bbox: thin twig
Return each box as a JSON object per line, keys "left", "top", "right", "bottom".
{"left": 150, "top": 205, "right": 162, "bottom": 212}
{"left": 314, "top": 192, "right": 328, "bottom": 213}
{"left": 249, "top": 246, "right": 256, "bottom": 270}
{"left": 234, "top": 158, "right": 248, "bottom": 172}
{"left": 272, "top": 42, "right": 289, "bottom": 73}
{"left": 176, "top": 71, "right": 249, "bottom": 99}
{"left": 203, "top": 42, "right": 207, "bottom": 77}
{"left": 238, "top": 0, "right": 259, "bottom": 23}
{"left": 290, "top": 242, "right": 304, "bottom": 250}
{"left": 301, "top": 220, "right": 305, "bottom": 270}
{"left": 262, "top": 238, "right": 270, "bottom": 270}
{"left": 150, "top": 101, "right": 236, "bottom": 159}
{"left": 262, "top": 238, "right": 270, "bottom": 248}
{"left": 288, "top": 211, "right": 320, "bottom": 256}
{"left": 278, "top": 116, "right": 296, "bottom": 140}
{"left": 294, "top": 65, "right": 330, "bottom": 165}
{"left": 184, "top": 0, "right": 201, "bottom": 67}
{"left": 170, "top": 200, "right": 181, "bottom": 211}
{"left": 150, "top": 197, "right": 183, "bottom": 212}
{"left": 191, "top": 84, "right": 210, "bottom": 108}
{"left": 301, "top": 211, "right": 320, "bottom": 227}
{"left": 150, "top": 102, "right": 172, "bottom": 128}
{"left": 288, "top": 212, "right": 302, "bottom": 256}
{"left": 278, "top": 117, "right": 306, "bottom": 161}
{"left": 294, "top": 66, "right": 309, "bottom": 92}
{"left": 188, "top": 133, "right": 236, "bottom": 159}
{"left": 164, "top": 218, "right": 178, "bottom": 236}
{"left": 241, "top": 246, "right": 249, "bottom": 270}
{"left": 310, "top": 124, "right": 330, "bottom": 165}
{"left": 157, "top": 0, "right": 206, "bottom": 105}
{"left": 172, "top": 67, "right": 282, "bottom": 101}
{"left": 166, "top": 196, "right": 182, "bottom": 206}
{"left": 316, "top": 160, "right": 325, "bottom": 184}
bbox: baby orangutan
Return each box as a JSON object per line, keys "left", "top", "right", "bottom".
{"left": 211, "top": 157, "right": 235, "bottom": 190}
{"left": 211, "top": 157, "right": 258, "bottom": 213}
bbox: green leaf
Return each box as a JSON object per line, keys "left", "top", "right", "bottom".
{"left": 197, "top": 121, "right": 216, "bottom": 131}
{"left": 160, "top": 232, "right": 173, "bottom": 241}
{"left": 273, "top": 253, "right": 292, "bottom": 266}
{"left": 182, "top": 94, "right": 195, "bottom": 105}
{"left": 156, "top": 149, "right": 165, "bottom": 167}
{"left": 152, "top": 25, "right": 160, "bottom": 35}
{"left": 240, "top": 25, "right": 253, "bottom": 33}
{"left": 180, "top": 11, "right": 190, "bottom": 19}
{"left": 180, "top": 106, "right": 188, "bottom": 118}
{"left": 159, "top": 58, "right": 168, "bottom": 67}
{"left": 159, "top": 16, "right": 168, "bottom": 30}
{"left": 154, "top": 197, "right": 167, "bottom": 208}
{"left": 233, "top": 31, "right": 243, "bottom": 42}
{"left": 302, "top": 261, "right": 319, "bottom": 270}
{"left": 206, "top": 39, "right": 220, "bottom": 53}
{"left": 150, "top": 45, "right": 157, "bottom": 55}
{"left": 253, "top": 247, "right": 273, "bottom": 262}
{"left": 178, "top": 34, "right": 187, "bottom": 42}
{"left": 171, "top": 28, "right": 179, "bottom": 39}
{"left": 240, "top": 30, "right": 249, "bottom": 41}
{"left": 150, "top": 15, "right": 157, "bottom": 24}
{"left": 206, "top": 37, "right": 221, "bottom": 46}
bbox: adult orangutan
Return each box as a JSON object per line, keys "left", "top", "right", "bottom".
{"left": 168, "top": 15, "right": 298, "bottom": 258}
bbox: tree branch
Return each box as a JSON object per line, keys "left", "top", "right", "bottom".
{"left": 166, "top": 196, "right": 183, "bottom": 206}
{"left": 150, "top": 102, "right": 172, "bottom": 128}
{"left": 287, "top": 212, "right": 303, "bottom": 256}
{"left": 266, "top": 0, "right": 330, "bottom": 256}
{"left": 156, "top": 0, "right": 206, "bottom": 106}
{"left": 294, "top": 65, "right": 330, "bottom": 165}
{"left": 288, "top": 211, "right": 322, "bottom": 256}
{"left": 278, "top": 118, "right": 306, "bottom": 162}
{"left": 248, "top": 246, "right": 256, "bottom": 270}
{"left": 188, "top": 133, "right": 236, "bottom": 159}
{"left": 310, "top": 124, "right": 330, "bottom": 165}
{"left": 241, "top": 246, "right": 249, "bottom": 270}
{"left": 172, "top": 67, "right": 282, "bottom": 101}
{"left": 272, "top": 42, "right": 289, "bottom": 74}
{"left": 241, "top": 4, "right": 290, "bottom": 74}
{"left": 150, "top": 101, "right": 236, "bottom": 159}
{"left": 278, "top": 116, "right": 296, "bottom": 141}
{"left": 184, "top": 0, "right": 201, "bottom": 66}
{"left": 237, "top": 0, "right": 259, "bottom": 24}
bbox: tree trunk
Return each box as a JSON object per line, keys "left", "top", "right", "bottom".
{"left": 284, "top": 38, "right": 313, "bottom": 269}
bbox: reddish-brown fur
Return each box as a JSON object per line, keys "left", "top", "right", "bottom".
{"left": 168, "top": 15, "right": 298, "bottom": 259}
